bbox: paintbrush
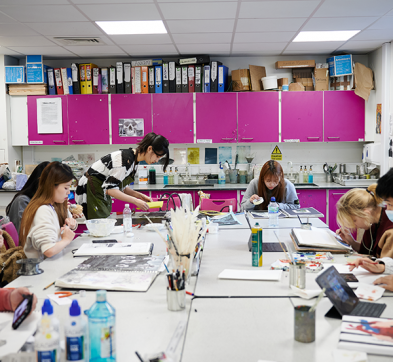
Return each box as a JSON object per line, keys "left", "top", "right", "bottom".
{"left": 278, "top": 239, "right": 292, "bottom": 264}
{"left": 309, "top": 288, "right": 326, "bottom": 313}
{"left": 144, "top": 215, "right": 168, "bottom": 246}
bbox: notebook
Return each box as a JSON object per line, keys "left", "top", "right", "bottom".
{"left": 73, "top": 242, "right": 153, "bottom": 257}
{"left": 218, "top": 269, "right": 282, "bottom": 281}
{"left": 280, "top": 207, "right": 324, "bottom": 218}
{"left": 249, "top": 210, "right": 286, "bottom": 219}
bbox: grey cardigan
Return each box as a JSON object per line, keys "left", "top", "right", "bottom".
{"left": 7, "top": 194, "right": 30, "bottom": 233}
{"left": 240, "top": 178, "right": 300, "bottom": 211}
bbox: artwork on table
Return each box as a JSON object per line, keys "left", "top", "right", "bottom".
{"left": 78, "top": 153, "right": 95, "bottom": 165}
{"left": 119, "top": 118, "right": 144, "bottom": 137}
{"left": 174, "top": 148, "right": 187, "bottom": 165}
{"left": 218, "top": 146, "right": 232, "bottom": 164}
{"left": 376, "top": 104, "right": 382, "bottom": 134}
{"left": 236, "top": 145, "right": 251, "bottom": 164}
{"left": 187, "top": 148, "right": 200, "bottom": 164}
{"left": 205, "top": 148, "right": 218, "bottom": 164}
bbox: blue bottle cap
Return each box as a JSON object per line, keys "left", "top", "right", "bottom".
{"left": 42, "top": 299, "right": 53, "bottom": 316}
{"left": 70, "top": 300, "right": 81, "bottom": 317}
{"left": 271, "top": 197, "right": 276, "bottom": 202}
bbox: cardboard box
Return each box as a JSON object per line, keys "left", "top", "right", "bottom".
{"left": 249, "top": 65, "right": 266, "bottom": 91}
{"left": 275, "top": 60, "right": 315, "bottom": 69}
{"left": 292, "top": 68, "right": 314, "bottom": 79}
{"left": 330, "top": 75, "right": 353, "bottom": 90}
{"left": 305, "top": 86, "right": 314, "bottom": 91}
{"left": 277, "top": 78, "right": 288, "bottom": 86}
{"left": 313, "top": 68, "right": 329, "bottom": 91}
{"left": 5, "top": 66, "right": 25, "bottom": 84}
{"left": 327, "top": 54, "right": 353, "bottom": 77}
{"left": 232, "top": 69, "right": 250, "bottom": 91}
{"left": 288, "top": 82, "right": 305, "bottom": 91}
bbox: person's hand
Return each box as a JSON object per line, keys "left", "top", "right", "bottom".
{"left": 0, "top": 229, "right": 3, "bottom": 248}
{"left": 9, "top": 288, "right": 37, "bottom": 313}
{"left": 348, "top": 257, "right": 385, "bottom": 273}
{"left": 72, "top": 212, "right": 84, "bottom": 219}
{"left": 249, "top": 194, "right": 260, "bottom": 203}
{"left": 140, "top": 194, "right": 152, "bottom": 203}
{"left": 64, "top": 217, "right": 77, "bottom": 230}
{"left": 374, "top": 275, "right": 393, "bottom": 291}
{"left": 61, "top": 225, "right": 75, "bottom": 242}
{"left": 336, "top": 228, "right": 353, "bottom": 245}
{"left": 134, "top": 199, "right": 149, "bottom": 211}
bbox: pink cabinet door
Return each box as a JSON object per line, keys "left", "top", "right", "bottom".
{"left": 328, "top": 189, "right": 349, "bottom": 231}
{"left": 111, "top": 94, "right": 152, "bottom": 145}
{"left": 152, "top": 94, "right": 193, "bottom": 143}
{"left": 198, "top": 189, "right": 238, "bottom": 211}
{"left": 324, "top": 90, "right": 365, "bottom": 142}
{"left": 27, "top": 95, "right": 69, "bottom": 145}
{"left": 68, "top": 95, "right": 109, "bottom": 145}
{"left": 296, "top": 189, "right": 327, "bottom": 224}
{"left": 196, "top": 93, "right": 237, "bottom": 143}
{"left": 238, "top": 92, "right": 279, "bottom": 143}
{"left": 282, "top": 92, "right": 323, "bottom": 143}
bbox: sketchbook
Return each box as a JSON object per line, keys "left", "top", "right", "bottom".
{"left": 338, "top": 316, "right": 393, "bottom": 356}
{"left": 249, "top": 210, "right": 287, "bottom": 219}
{"left": 73, "top": 242, "right": 153, "bottom": 257}
{"left": 218, "top": 269, "right": 282, "bottom": 281}
{"left": 280, "top": 207, "right": 324, "bottom": 218}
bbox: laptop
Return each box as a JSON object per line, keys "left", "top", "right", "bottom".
{"left": 315, "top": 266, "right": 386, "bottom": 319}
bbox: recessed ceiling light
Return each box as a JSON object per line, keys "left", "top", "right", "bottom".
{"left": 96, "top": 21, "right": 167, "bottom": 35}
{"left": 293, "top": 31, "right": 360, "bottom": 42}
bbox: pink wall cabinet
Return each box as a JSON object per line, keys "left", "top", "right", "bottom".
{"left": 111, "top": 191, "right": 150, "bottom": 213}
{"left": 324, "top": 91, "right": 365, "bottom": 142}
{"left": 68, "top": 95, "right": 109, "bottom": 145}
{"left": 281, "top": 92, "right": 323, "bottom": 143}
{"left": 196, "top": 93, "right": 237, "bottom": 143}
{"left": 328, "top": 189, "right": 349, "bottom": 231}
{"left": 111, "top": 94, "right": 152, "bottom": 145}
{"left": 296, "top": 189, "right": 327, "bottom": 224}
{"left": 238, "top": 92, "right": 279, "bottom": 143}
{"left": 152, "top": 94, "right": 194, "bottom": 144}
{"left": 27, "top": 95, "right": 69, "bottom": 145}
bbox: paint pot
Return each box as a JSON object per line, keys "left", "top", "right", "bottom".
{"left": 166, "top": 289, "right": 186, "bottom": 311}
{"left": 261, "top": 76, "right": 278, "bottom": 90}
{"left": 294, "top": 305, "right": 315, "bottom": 343}
{"left": 289, "top": 263, "right": 306, "bottom": 289}
{"left": 16, "top": 258, "right": 43, "bottom": 276}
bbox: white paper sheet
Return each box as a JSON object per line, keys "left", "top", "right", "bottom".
{"left": 218, "top": 269, "right": 282, "bottom": 281}
{"left": 73, "top": 242, "right": 153, "bottom": 256}
{"left": 333, "top": 349, "right": 368, "bottom": 362}
{"left": 354, "top": 283, "right": 385, "bottom": 301}
{"left": 36, "top": 97, "right": 63, "bottom": 134}
{"left": 290, "top": 285, "right": 322, "bottom": 299}
{"left": 47, "top": 293, "right": 72, "bottom": 306}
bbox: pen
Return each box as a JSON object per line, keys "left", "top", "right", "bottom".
{"left": 186, "top": 291, "right": 194, "bottom": 296}
{"left": 43, "top": 281, "right": 55, "bottom": 290}
{"left": 135, "top": 351, "right": 144, "bottom": 362}
{"left": 163, "top": 263, "right": 170, "bottom": 273}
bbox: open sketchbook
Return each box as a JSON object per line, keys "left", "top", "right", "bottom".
{"left": 249, "top": 210, "right": 287, "bottom": 219}
{"left": 281, "top": 207, "right": 324, "bottom": 218}
{"left": 338, "top": 316, "right": 393, "bottom": 356}
{"left": 73, "top": 242, "right": 153, "bottom": 257}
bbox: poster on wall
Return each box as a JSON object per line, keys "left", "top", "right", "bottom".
{"left": 37, "top": 97, "right": 63, "bottom": 134}
{"left": 376, "top": 104, "right": 382, "bottom": 134}
{"left": 119, "top": 118, "right": 144, "bottom": 137}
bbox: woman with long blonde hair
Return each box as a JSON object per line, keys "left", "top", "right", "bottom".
{"left": 19, "top": 162, "right": 77, "bottom": 259}
{"left": 336, "top": 184, "right": 393, "bottom": 258}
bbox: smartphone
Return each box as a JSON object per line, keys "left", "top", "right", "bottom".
{"left": 12, "top": 294, "right": 34, "bottom": 330}
{"left": 340, "top": 273, "right": 359, "bottom": 283}
{"left": 92, "top": 239, "right": 117, "bottom": 244}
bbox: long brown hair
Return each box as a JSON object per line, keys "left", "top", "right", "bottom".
{"left": 257, "top": 160, "right": 285, "bottom": 210}
{"left": 19, "top": 162, "right": 74, "bottom": 247}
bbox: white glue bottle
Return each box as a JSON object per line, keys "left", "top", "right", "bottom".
{"left": 41, "top": 299, "right": 60, "bottom": 333}
{"left": 35, "top": 314, "right": 60, "bottom": 362}
{"left": 65, "top": 300, "right": 87, "bottom": 362}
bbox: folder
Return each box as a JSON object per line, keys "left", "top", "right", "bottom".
{"left": 210, "top": 61, "right": 222, "bottom": 92}
{"left": 124, "top": 63, "right": 131, "bottom": 94}
{"left": 109, "top": 66, "right": 116, "bottom": 94}
{"left": 61, "top": 68, "right": 69, "bottom": 95}
{"left": 141, "top": 66, "right": 149, "bottom": 94}
{"left": 85, "top": 64, "right": 97, "bottom": 94}
{"left": 66, "top": 68, "right": 73, "bottom": 95}
{"left": 131, "top": 67, "right": 135, "bottom": 94}
{"left": 218, "top": 65, "right": 228, "bottom": 93}
{"left": 93, "top": 67, "right": 101, "bottom": 94}
{"left": 79, "top": 64, "right": 86, "bottom": 94}
{"left": 155, "top": 65, "right": 162, "bottom": 93}
{"left": 71, "top": 63, "right": 80, "bottom": 94}
{"left": 131, "top": 58, "right": 162, "bottom": 67}
{"left": 175, "top": 66, "right": 182, "bottom": 93}
{"left": 204, "top": 65, "right": 210, "bottom": 93}
{"left": 148, "top": 67, "right": 155, "bottom": 93}
{"left": 47, "top": 68, "right": 56, "bottom": 95}
{"left": 188, "top": 65, "right": 195, "bottom": 93}
{"left": 162, "top": 62, "right": 169, "bottom": 93}
{"left": 116, "top": 62, "right": 124, "bottom": 93}
{"left": 134, "top": 66, "right": 142, "bottom": 94}
{"left": 195, "top": 65, "right": 202, "bottom": 93}
{"left": 101, "top": 67, "right": 109, "bottom": 94}
{"left": 181, "top": 66, "right": 188, "bottom": 93}
{"left": 169, "top": 61, "right": 176, "bottom": 93}
{"left": 54, "top": 68, "right": 64, "bottom": 95}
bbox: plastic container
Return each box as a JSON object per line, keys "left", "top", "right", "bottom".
{"left": 308, "top": 166, "right": 313, "bottom": 183}
{"left": 168, "top": 167, "right": 174, "bottom": 185}
{"left": 261, "top": 76, "right": 278, "bottom": 90}
{"left": 123, "top": 204, "right": 132, "bottom": 237}
{"left": 41, "top": 299, "right": 60, "bottom": 333}
{"left": 163, "top": 172, "right": 169, "bottom": 185}
{"left": 268, "top": 197, "right": 279, "bottom": 228}
{"left": 65, "top": 300, "right": 87, "bottom": 362}
{"left": 149, "top": 166, "right": 156, "bottom": 184}
{"left": 85, "top": 219, "right": 116, "bottom": 237}
{"left": 35, "top": 314, "right": 60, "bottom": 362}
{"left": 218, "top": 163, "right": 225, "bottom": 185}
{"left": 87, "top": 290, "right": 116, "bottom": 362}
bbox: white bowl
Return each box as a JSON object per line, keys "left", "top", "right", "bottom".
{"left": 85, "top": 219, "right": 116, "bottom": 237}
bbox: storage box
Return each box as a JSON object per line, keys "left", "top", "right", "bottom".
{"left": 327, "top": 54, "right": 353, "bottom": 77}
{"left": 231, "top": 69, "right": 250, "bottom": 91}
{"left": 288, "top": 82, "right": 305, "bottom": 91}
{"left": 249, "top": 65, "right": 266, "bottom": 91}
{"left": 275, "top": 60, "right": 315, "bottom": 69}
{"left": 330, "top": 75, "right": 353, "bottom": 90}
{"left": 5, "top": 66, "right": 25, "bottom": 84}
{"left": 313, "top": 68, "right": 329, "bottom": 91}
{"left": 8, "top": 84, "right": 48, "bottom": 95}
{"left": 293, "top": 68, "right": 314, "bottom": 79}
{"left": 277, "top": 78, "right": 288, "bottom": 90}
{"left": 26, "top": 63, "right": 49, "bottom": 84}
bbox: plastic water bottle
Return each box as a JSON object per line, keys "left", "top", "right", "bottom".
{"left": 123, "top": 203, "right": 132, "bottom": 237}
{"left": 87, "top": 290, "right": 116, "bottom": 362}
{"left": 268, "top": 197, "right": 279, "bottom": 228}
{"left": 218, "top": 162, "right": 226, "bottom": 185}
{"left": 41, "top": 299, "right": 60, "bottom": 333}
{"left": 35, "top": 314, "right": 60, "bottom": 362}
{"left": 65, "top": 300, "right": 87, "bottom": 362}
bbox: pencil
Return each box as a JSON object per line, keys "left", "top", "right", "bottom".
{"left": 135, "top": 351, "right": 144, "bottom": 362}
{"left": 43, "top": 281, "right": 55, "bottom": 290}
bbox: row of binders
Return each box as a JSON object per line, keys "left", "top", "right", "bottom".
{"left": 47, "top": 59, "right": 229, "bottom": 96}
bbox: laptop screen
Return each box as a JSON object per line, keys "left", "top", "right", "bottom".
{"left": 315, "top": 266, "right": 359, "bottom": 316}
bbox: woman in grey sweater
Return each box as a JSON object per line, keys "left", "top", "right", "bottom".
{"left": 241, "top": 160, "right": 300, "bottom": 212}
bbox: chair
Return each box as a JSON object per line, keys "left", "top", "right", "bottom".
{"left": 200, "top": 198, "right": 237, "bottom": 213}
{"left": 1, "top": 222, "right": 19, "bottom": 249}
{"left": 149, "top": 193, "right": 182, "bottom": 212}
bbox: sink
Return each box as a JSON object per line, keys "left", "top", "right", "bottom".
{"left": 294, "top": 183, "right": 319, "bottom": 187}
{"left": 164, "top": 184, "right": 215, "bottom": 188}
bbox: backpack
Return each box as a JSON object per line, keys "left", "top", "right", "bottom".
{"left": 0, "top": 230, "right": 26, "bottom": 287}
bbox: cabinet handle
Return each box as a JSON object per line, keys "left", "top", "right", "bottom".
{"left": 136, "top": 138, "right": 143, "bottom": 141}
{"left": 327, "top": 137, "right": 340, "bottom": 139}
{"left": 307, "top": 137, "right": 320, "bottom": 140}
{"left": 241, "top": 138, "right": 254, "bottom": 140}
{"left": 221, "top": 138, "right": 234, "bottom": 140}
{"left": 332, "top": 193, "right": 346, "bottom": 195}
{"left": 53, "top": 140, "right": 65, "bottom": 143}
{"left": 72, "top": 140, "right": 85, "bottom": 142}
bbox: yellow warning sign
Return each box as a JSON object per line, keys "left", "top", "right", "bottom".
{"left": 271, "top": 145, "right": 282, "bottom": 161}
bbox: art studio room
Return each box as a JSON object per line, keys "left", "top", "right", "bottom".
{"left": 1, "top": 0, "right": 393, "bottom": 361}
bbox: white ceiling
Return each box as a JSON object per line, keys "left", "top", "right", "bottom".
{"left": 0, "top": 0, "right": 392, "bottom": 59}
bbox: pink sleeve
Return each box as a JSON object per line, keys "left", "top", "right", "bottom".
{"left": 0, "top": 289, "right": 12, "bottom": 311}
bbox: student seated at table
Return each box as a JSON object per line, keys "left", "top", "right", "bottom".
{"left": 336, "top": 184, "right": 393, "bottom": 259}
{"left": 240, "top": 160, "right": 300, "bottom": 212}
{"left": 19, "top": 162, "right": 77, "bottom": 259}
{"left": 6, "top": 161, "right": 50, "bottom": 233}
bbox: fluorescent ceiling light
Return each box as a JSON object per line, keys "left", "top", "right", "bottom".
{"left": 96, "top": 21, "right": 167, "bottom": 35}
{"left": 293, "top": 30, "right": 360, "bottom": 42}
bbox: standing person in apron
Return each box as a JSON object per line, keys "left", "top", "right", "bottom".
{"left": 76, "top": 132, "right": 170, "bottom": 220}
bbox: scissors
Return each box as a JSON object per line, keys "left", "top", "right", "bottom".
{"left": 55, "top": 291, "right": 79, "bottom": 298}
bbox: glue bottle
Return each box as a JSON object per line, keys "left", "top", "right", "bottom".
{"left": 35, "top": 314, "right": 60, "bottom": 362}
{"left": 65, "top": 300, "right": 87, "bottom": 362}
{"left": 41, "top": 299, "right": 60, "bottom": 333}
